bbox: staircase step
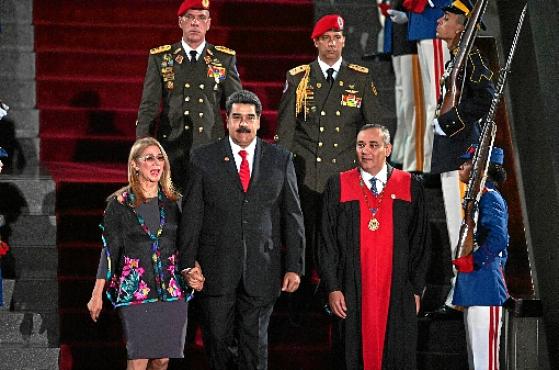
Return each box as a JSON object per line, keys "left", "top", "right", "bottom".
{"left": 0, "top": 172, "right": 56, "bottom": 216}
{"left": 41, "top": 134, "right": 134, "bottom": 163}
{"left": 1, "top": 280, "right": 15, "bottom": 310}
{"left": 58, "top": 211, "right": 104, "bottom": 243}
{"left": 36, "top": 50, "right": 314, "bottom": 82}
{"left": 0, "top": 347, "right": 59, "bottom": 370}
{"left": 35, "top": 23, "right": 312, "bottom": 56}
{"left": 5, "top": 215, "right": 56, "bottom": 247}
{"left": 0, "top": 78, "right": 35, "bottom": 110}
{"left": 36, "top": 77, "right": 283, "bottom": 113}
{"left": 59, "top": 243, "right": 103, "bottom": 278}
{"left": 0, "top": 22, "right": 34, "bottom": 52}
{"left": 0, "top": 51, "right": 35, "bottom": 79}
{"left": 0, "top": 0, "right": 33, "bottom": 23}
{"left": 0, "top": 312, "right": 51, "bottom": 347}
{"left": 8, "top": 246, "right": 57, "bottom": 279}
{"left": 34, "top": 0, "right": 312, "bottom": 28}
{"left": 11, "top": 280, "right": 58, "bottom": 313}
{"left": 8, "top": 108, "right": 40, "bottom": 138}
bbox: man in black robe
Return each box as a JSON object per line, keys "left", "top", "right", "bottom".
{"left": 318, "top": 124, "right": 430, "bottom": 370}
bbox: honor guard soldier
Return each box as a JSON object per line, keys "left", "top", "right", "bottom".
{"left": 426, "top": 0, "right": 495, "bottom": 317}
{"left": 136, "top": 0, "right": 242, "bottom": 191}
{"left": 276, "top": 14, "right": 384, "bottom": 283}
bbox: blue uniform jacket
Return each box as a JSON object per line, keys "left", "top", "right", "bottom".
{"left": 453, "top": 181, "right": 509, "bottom": 306}
{"left": 407, "top": 0, "right": 450, "bottom": 41}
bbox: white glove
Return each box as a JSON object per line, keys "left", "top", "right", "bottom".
{"left": 387, "top": 9, "right": 408, "bottom": 24}
{"left": 0, "top": 108, "right": 7, "bottom": 121}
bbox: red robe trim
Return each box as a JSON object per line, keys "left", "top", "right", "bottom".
{"left": 339, "top": 168, "right": 411, "bottom": 370}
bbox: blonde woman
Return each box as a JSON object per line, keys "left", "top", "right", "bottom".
{"left": 87, "top": 137, "right": 190, "bottom": 370}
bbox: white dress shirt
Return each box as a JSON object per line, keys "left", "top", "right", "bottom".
{"left": 181, "top": 39, "right": 206, "bottom": 62}
{"left": 360, "top": 163, "right": 388, "bottom": 194}
{"left": 229, "top": 137, "right": 257, "bottom": 175}
{"left": 317, "top": 57, "right": 343, "bottom": 81}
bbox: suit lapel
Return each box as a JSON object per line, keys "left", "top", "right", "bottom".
{"left": 221, "top": 138, "right": 245, "bottom": 193}
{"left": 250, "top": 138, "right": 263, "bottom": 192}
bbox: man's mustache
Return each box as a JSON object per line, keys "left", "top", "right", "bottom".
{"left": 236, "top": 127, "right": 251, "bottom": 133}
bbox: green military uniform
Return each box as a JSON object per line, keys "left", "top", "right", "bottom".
{"left": 136, "top": 41, "right": 242, "bottom": 190}
{"left": 276, "top": 60, "right": 382, "bottom": 194}
{"left": 276, "top": 59, "right": 383, "bottom": 279}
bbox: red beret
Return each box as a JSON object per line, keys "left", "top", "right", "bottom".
{"left": 311, "top": 14, "right": 344, "bottom": 40}
{"left": 177, "top": 0, "right": 210, "bottom": 16}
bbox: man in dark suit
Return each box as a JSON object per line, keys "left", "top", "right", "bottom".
{"left": 179, "top": 90, "right": 306, "bottom": 370}
{"left": 136, "top": 0, "right": 242, "bottom": 191}
{"left": 275, "top": 14, "right": 383, "bottom": 298}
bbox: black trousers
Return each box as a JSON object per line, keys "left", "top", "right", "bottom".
{"left": 198, "top": 288, "right": 277, "bottom": 370}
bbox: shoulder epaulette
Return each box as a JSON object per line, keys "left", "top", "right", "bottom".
{"left": 215, "top": 45, "right": 236, "bottom": 55}
{"left": 347, "top": 64, "right": 369, "bottom": 74}
{"left": 150, "top": 45, "right": 172, "bottom": 55}
{"left": 289, "top": 64, "right": 310, "bottom": 76}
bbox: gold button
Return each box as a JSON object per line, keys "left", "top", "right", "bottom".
{"left": 185, "top": 83, "right": 190, "bottom": 88}
{"left": 199, "top": 84, "right": 205, "bottom": 89}
{"left": 185, "top": 96, "right": 190, "bottom": 102}
{"left": 318, "top": 142, "right": 323, "bottom": 147}
{"left": 336, "top": 111, "right": 340, "bottom": 116}
{"left": 332, "top": 158, "right": 337, "bottom": 164}
{"left": 316, "top": 157, "right": 322, "bottom": 162}
{"left": 162, "top": 134, "right": 168, "bottom": 138}
{"left": 198, "top": 98, "right": 203, "bottom": 103}
{"left": 184, "top": 110, "right": 189, "bottom": 115}
{"left": 199, "top": 112, "right": 204, "bottom": 117}
{"left": 335, "top": 127, "right": 340, "bottom": 132}
{"left": 339, "top": 81, "right": 343, "bottom": 86}
{"left": 199, "top": 127, "right": 204, "bottom": 133}
{"left": 320, "top": 111, "right": 326, "bottom": 116}
{"left": 320, "top": 126, "right": 325, "bottom": 132}
{"left": 333, "top": 143, "right": 338, "bottom": 148}
{"left": 184, "top": 125, "right": 190, "bottom": 130}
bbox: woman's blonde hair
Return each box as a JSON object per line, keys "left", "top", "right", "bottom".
{"left": 109, "top": 137, "right": 179, "bottom": 206}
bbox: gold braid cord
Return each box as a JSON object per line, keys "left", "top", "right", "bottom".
{"left": 295, "top": 65, "right": 311, "bottom": 119}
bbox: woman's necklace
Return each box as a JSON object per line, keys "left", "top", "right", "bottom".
{"left": 359, "top": 175, "right": 386, "bottom": 231}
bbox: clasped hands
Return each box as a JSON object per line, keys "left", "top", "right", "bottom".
{"left": 182, "top": 261, "right": 205, "bottom": 291}
{"left": 181, "top": 263, "right": 301, "bottom": 294}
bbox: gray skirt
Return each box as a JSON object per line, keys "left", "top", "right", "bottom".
{"left": 118, "top": 300, "right": 188, "bottom": 359}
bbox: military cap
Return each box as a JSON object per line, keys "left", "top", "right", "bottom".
{"left": 177, "top": 0, "right": 210, "bottom": 16}
{"left": 443, "top": 0, "right": 486, "bottom": 29}
{"left": 460, "top": 144, "right": 504, "bottom": 165}
{"left": 311, "top": 14, "right": 344, "bottom": 40}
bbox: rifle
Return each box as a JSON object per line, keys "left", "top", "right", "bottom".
{"left": 454, "top": 4, "right": 528, "bottom": 260}
{"left": 440, "top": 0, "right": 488, "bottom": 116}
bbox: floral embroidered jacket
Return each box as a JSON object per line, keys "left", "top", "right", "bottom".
{"left": 102, "top": 190, "right": 188, "bottom": 307}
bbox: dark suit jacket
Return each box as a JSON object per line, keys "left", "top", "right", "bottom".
{"left": 178, "top": 137, "right": 305, "bottom": 298}
{"left": 276, "top": 59, "right": 383, "bottom": 194}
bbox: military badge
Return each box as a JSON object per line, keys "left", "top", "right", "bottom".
{"left": 207, "top": 65, "right": 227, "bottom": 81}
{"left": 341, "top": 92, "right": 362, "bottom": 108}
{"left": 175, "top": 54, "right": 184, "bottom": 64}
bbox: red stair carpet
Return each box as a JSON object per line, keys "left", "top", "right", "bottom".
{"left": 34, "top": 0, "right": 326, "bottom": 369}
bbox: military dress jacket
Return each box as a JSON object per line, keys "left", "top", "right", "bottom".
{"left": 275, "top": 60, "right": 383, "bottom": 193}
{"left": 136, "top": 42, "right": 242, "bottom": 187}
{"left": 453, "top": 182, "right": 509, "bottom": 306}
{"left": 431, "top": 48, "right": 495, "bottom": 174}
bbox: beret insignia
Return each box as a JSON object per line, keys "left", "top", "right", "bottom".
{"left": 215, "top": 45, "right": 236, "bottom": 55}
{"left": 348, "top": 64, "right": 369, "bottom": 74}
{"left": 289, "top": 64, "right": 310, "bottom": 76}
{"left": 150, "top": 45, "right": 172, "bottom": 55}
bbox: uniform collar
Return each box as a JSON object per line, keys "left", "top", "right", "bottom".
{"left": 317, "top": 57, "right": 342, "bottom": 79}
{"left": 181, "top": 39, "right": 206, "bottom": 61}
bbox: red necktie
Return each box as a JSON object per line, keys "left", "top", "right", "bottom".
{"left": 238, "top": 150, "right": 250, "bottom": 192}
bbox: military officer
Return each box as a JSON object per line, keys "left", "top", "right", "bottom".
{"left": 276, "top": 14, "right": 383, "bottom": 282}
{"left": 136, "top": 0, "right": 242, "bottom": 191}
